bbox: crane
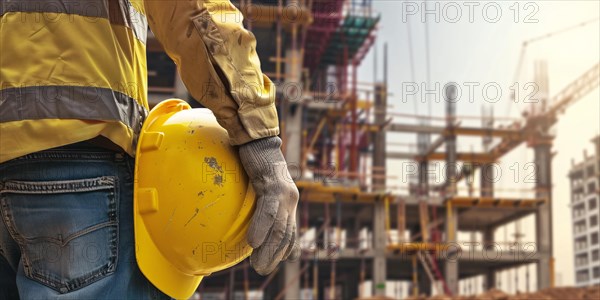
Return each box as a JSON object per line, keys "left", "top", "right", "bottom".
{"left": 490, "top": 62, "right": 600, "bottom": 157}
{"left": 545, "top": 62, "right": 600, "bottom": 123}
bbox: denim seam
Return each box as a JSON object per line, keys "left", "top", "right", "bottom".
{"left": 20, "top": 221, "right": 118, "bottom": 246}
{"left": 9, "top": 150, "right": 118, "bottom": 162}
{"left": 110, "top": 175, "right": 120, "bottom": 277}
{"left": 1, "top": 177, "right": 116, "bottom": 194}
{"left": 0, "top": 197, "right": 33, "bottom": 275}
{"left": 0, "top": 177, "right": 119, "bottom": 293}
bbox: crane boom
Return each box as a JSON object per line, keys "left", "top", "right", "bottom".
{"left": 434, "top": 62, "right": 599, "bottom": 190}
{"left": 489, "top": 62, "right": 599, "bottom": 156}
{"left": 547, "top": 62, "right": 600, "bottom": 123}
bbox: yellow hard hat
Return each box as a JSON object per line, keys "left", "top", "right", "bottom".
{"left": 134, "top": 99, "right": 256, "bottom": 299}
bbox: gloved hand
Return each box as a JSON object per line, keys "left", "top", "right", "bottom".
{"left": 239, "top": 136, "right": 300, "bottom": 275}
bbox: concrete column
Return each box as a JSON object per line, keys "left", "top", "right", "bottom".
{"left": 480, "top": 163, "right": 495, "bottom": 198}
{"left": 481, "top": 163, "right": 496, "bottom": 289}
{"left": 371, "top": 81, "right": 387, "bottom": 296}
{"left": 418, "top": 161, "right": 429, "bottom": 194}
{"left": 483, "top": 228, "right": 496, "bottom": 289}
{"left": 444, "top": 83, "right": 459, "bottom": 295}
{"left": 529, "top": 61, "right": 553, "bottom": 290}
{"left": 282, "top": 105, "right": 302, "bottom": 300}
{"left": 534, "top": 141, "right": 553, "bottom": 290}
{"left": 282, "top": 260, "right": 301, "bottom": 300}
{"left": 373, "top": 199, "right": 387, "bottom": 296}
{"left": 444, "top": 208, "right": 459, "bottom": 295}
{"left": 284, "top": 105, "right": 303, "bottom": 167}
{"left": 417, "top": 133, "right": 430, "bottom": 242}
{"left": 418, "top": 160, "right": 430, "bottom": 242}
{"left": 282, "top": 42, "right": 303, "bottom": 300}
{"left": 372, "top": 83, "right": 387, "bottom": 192}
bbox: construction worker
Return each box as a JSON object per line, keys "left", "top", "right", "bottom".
{"left": 0, "top": 0, "right": 299, "bottom": 298}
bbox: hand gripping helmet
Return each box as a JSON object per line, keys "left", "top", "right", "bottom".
{"left": 134, "top": 99, "right": 256, "bottom": 299}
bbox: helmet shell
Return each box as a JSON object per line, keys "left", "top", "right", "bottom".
{"left": 134, "top": 99, "right": 255, "bottom": 299}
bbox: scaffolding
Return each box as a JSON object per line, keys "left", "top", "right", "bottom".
{"left": 146, "top": 1, "right": 600, "bottom": 298}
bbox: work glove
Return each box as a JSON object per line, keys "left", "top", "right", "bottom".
{"left": 239, "top": 136, "right": 300, "bottom": 275}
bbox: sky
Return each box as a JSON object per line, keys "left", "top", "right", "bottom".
{"left": 355, "top": 0, "right": 600, "bottom": 290}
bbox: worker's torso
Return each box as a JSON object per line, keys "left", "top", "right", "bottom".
{"left": 0, "top": 0, "right": 149, "bottom": 162}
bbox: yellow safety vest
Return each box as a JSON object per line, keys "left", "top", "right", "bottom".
{"left": 1, "top": 0, "right": 279, "bottom": 163}
{"left": 1, "top": 0, "right": 148, "bottom": 161}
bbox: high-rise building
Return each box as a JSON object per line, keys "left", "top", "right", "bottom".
{"left": 570, "top": 136, "right": 600, "bottom": 287}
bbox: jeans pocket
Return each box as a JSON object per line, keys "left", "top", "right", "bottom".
{"left": 0, "top": 176, "right": 118, "bottom": 294}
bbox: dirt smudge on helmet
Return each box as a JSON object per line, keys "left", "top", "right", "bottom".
{"left": 204, "top": 157, "right": 224, "bottom": 186}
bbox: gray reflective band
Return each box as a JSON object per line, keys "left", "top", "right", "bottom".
{"left": 0, "top": 0, "right": 147, "bottom": 43}
{"left": 0, "top": 85, "right": 149, "bottom": 148}
{"left": 126, "top": 0, "right": 147, "bottom": 42}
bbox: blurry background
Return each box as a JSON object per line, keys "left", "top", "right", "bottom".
{"left": 146, "top": 1, "right": 600, "bottom": 299}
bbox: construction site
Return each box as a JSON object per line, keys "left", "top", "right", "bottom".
{"left": 144, "top": 1, "right": 600, "bottom": 299}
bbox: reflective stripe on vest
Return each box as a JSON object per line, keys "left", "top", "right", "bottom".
{"left": 0, "top": 86, "right": 148, "bottom": 138}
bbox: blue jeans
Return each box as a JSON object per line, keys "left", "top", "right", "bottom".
{"left": 0, "top": 144, "right": 170, "bottom": 299}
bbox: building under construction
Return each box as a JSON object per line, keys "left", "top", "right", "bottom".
{"left": 570, "top": 136, "right": 600, "bottom": 287}
{"left": 145, "top": 1, "right": 600, "bottom": 299}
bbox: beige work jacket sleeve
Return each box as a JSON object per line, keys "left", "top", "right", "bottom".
{"left": 144, "top": 0, "right": 279, "bottom": 145}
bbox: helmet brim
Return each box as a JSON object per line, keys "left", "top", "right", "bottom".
{"left": 134, "top": 202, "right": 204, "bottom": 299}
{"left": 133, "top": 99, "right": 202, "bottom": 299}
